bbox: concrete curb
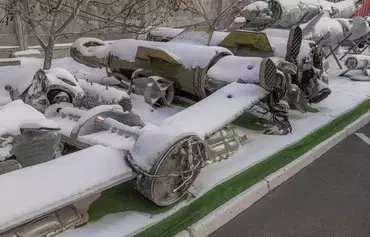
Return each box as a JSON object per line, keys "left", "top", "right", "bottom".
{"left": 188, "top": 181, "right": 269, "bottom": 237}
{"left": 175, "top": 112, "right": 370, "bottom": 237}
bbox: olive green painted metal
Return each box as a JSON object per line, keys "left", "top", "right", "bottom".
{"left": 70, "top": 38, "right": 276, "bottom": 100}
{"left": 144, "top": 26, "right": 302, "bottom": 64}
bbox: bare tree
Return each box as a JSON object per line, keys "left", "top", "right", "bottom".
{"left": 177, "top": 0, "right": 241, "bottom": 29}
{"left": 0, "top": 0, "right": 178, "bottom": 70}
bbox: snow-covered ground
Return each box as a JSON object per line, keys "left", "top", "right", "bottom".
{"left": 57, "top": 70, "right": 370, "bottom": 237}
{"left": 0, "top": 56, "right": 369, "bottom": 237}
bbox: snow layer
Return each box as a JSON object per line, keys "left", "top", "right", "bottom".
{"left": 146, "top": 27, "right": 277, "bottom": 54}
{"left": 209, "top": 31, "right": 230, "bottom": 46}
{"left": 234, "top": 16, "right": 247, "bottom": 24}
{"left": 59, "top": 67, "right": 370, "bottom": 237}
{"left": 145, "top": 27, "right": 312, "bottom": 62}
{"left": 338, "top": 17, "right": 370, "bottom": 41}
{"left": 242, "top": 1, "right": 269, "bottom": 12}
{"left": 253, "top": 0, "right": 358, "bottom": 27}
{"left": 0, "top": 145, "right": 133, "bottom": 232}
{"left": 46, "top": 68, "right": 79, "bottom": 85}
{"left": 149, "top": 27, "right": 184, "bottom": 39}
{"left": 326, "top": 0, "right": 358, "bottom": 18}
{"left": 300, "top": 13, "right": 370, "bottom": 45}
{"left": 71, "top": 37, "right": 109, "bottom": 59}
{"left": 13, "top": 49, "right": 41, "bottom": 57}
{"left": 78, "top": 79, "right": 130, "bottom": 104}
{"left": 70, "top": 104, "right": 124, "bottom": 137}
{"left": 170, "top": 30, "right": 212, "bottom": 46}
{"left": 110, "top": 39, "right": 232, "bottom": 69}
{"left": 79, "top": 131, "right": 136, "bottom": 150}
{"left": 46, "top": 67, "right": 85, "bottom": 96}
{"left": 262, "top": 28, "right": 291, "bottom": 39}
{"left": 52, "top": 103, "right": 168, "bottom": 151}
{"left": 3, "top": 55, "right": 370, "bottom": 237}
{"left": 0, "top": 58, "right": 94, "bottom": 104}
{"left": 131, "top": 83, "right": 266, "bottom": 171}
{"left": 207, "top": 56, "right": 262, "bottom": 84}
{"left": 49, "top": 96, "right": 181, "bottom": 140}
{"left": 302, "top": 13, "right": 344, "bottom": 45}
{"left": 73, "top": 38, "right": 232, "bottom": 70}
{"left": 273, "top": 0, "right": 321, "bottom": 28}
{"left": 50, "top": 116, "right": 76, "bottom": 137}
{"left": 0, "top": 100, "right": 58, "bottom": 137}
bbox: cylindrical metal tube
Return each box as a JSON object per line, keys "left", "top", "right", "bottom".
{"left": 58, "top": 107, "right": 85, "bottom": 119}
{"left": 94, "top": 116, "right": 142, "bottom": 139}
{"left": 208, "top": 140, "right": 241, "bottom": 160}
{"left": 345, "top": 55, "right": 370, "bottom": 70}
{"left": 206, "top": 56, "right": 277, "bottom": 92}
{"left": 71, "top": 37, "right": 232, "bottom": 99}
{"left": 70, "top": 37, "right": 109, "bottom": 68}
{"left": 205, "top": 126, "right": 247, "bottom": 162}
{"left": 206, "top": 129, "right": 239, "bottom": 145}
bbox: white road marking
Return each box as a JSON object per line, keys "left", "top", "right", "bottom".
{"left": 355, "top": 133, "right": 370, "bottom": 146}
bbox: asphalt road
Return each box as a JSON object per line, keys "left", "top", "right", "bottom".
{"left": 211, "top": 123, "right": 370, "bottom": 237}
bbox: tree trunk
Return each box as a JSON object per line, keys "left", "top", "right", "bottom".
{"left": 43, "top": 39, "right": 55, "bottom": 70}
{"left": 14, "top": 0, "right": 28, "bottom": 50}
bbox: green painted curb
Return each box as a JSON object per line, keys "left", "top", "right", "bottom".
{"left": 135, "top": 99, "right": 370, "bottom": 237}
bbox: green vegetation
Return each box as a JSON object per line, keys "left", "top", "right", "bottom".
{"left": 136, "top": 99, "right": 370, "bottom": 237}
{"left": 87, "top": 100, "right": 370, "bottom": 237}
{"left": 88, "top": 182, "right": 172, "bottom": 221}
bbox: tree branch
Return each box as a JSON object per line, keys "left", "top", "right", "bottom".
{"left": 54, "top": 0, "right": 90, "bottom": 35}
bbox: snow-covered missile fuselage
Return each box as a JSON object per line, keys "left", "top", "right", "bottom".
{"left": 71, "top": 38, "right": 279, "bottom": 99}
{"left": 238, "top": 0, "right": 360, "bottom": 28}
{"left": 301, "top": 13, "right": 370, "bottom": 46}
{"left": 140, "top": 27, "right": 330, "bottom": 105}
{"left": 144, "top": 27, "right": 324, "bottom": 76}
{"left": 71, "top": 36, "right": 317, "bottom": 122}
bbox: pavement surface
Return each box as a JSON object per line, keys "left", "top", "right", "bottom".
{"left": 211, "top": 123, "right": 370, "bottom": 237}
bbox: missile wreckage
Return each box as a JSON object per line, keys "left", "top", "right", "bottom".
{"left": 140, "top": 26, "right": 331, "bottom": 106}
{"left": 231, "top": 0, "right": 370, "bottom": 58}
{"left": 0, "top": 73, "right": 289, "bottom": 237}
{"left": 233, "top": 0, "right": 361, "bottom": 29}
{"left": 0, "top": 33, "right": 305, "bottom": 236}
{"left": 300, "top": 13, "right": 370, "bottom": 47}
{"left": 71, "top": 34, "right": 332, "bottom": 123}
{"left": 340, "top": 55, "right": 370, "bottom": 81}
{"left": 6, "top": 1, "right": 370, "bottom": 235}
{"left": 69, "top": 35, "right": 313, "bottom": 135}
{"left": 0, "top": 84, "right": 265, "bottom": 235}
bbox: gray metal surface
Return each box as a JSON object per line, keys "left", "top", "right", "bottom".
{"left": 0, "top": 160, "right": 22, "bottom": 175}
{"left": 12, "top": 132, "right": 60, "bottom": 168}
{"left": 2, "top": 205, "right": 86, "bottom": 237}
{"left": 211, "top": 123, "right": 370, "bottom": 237}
